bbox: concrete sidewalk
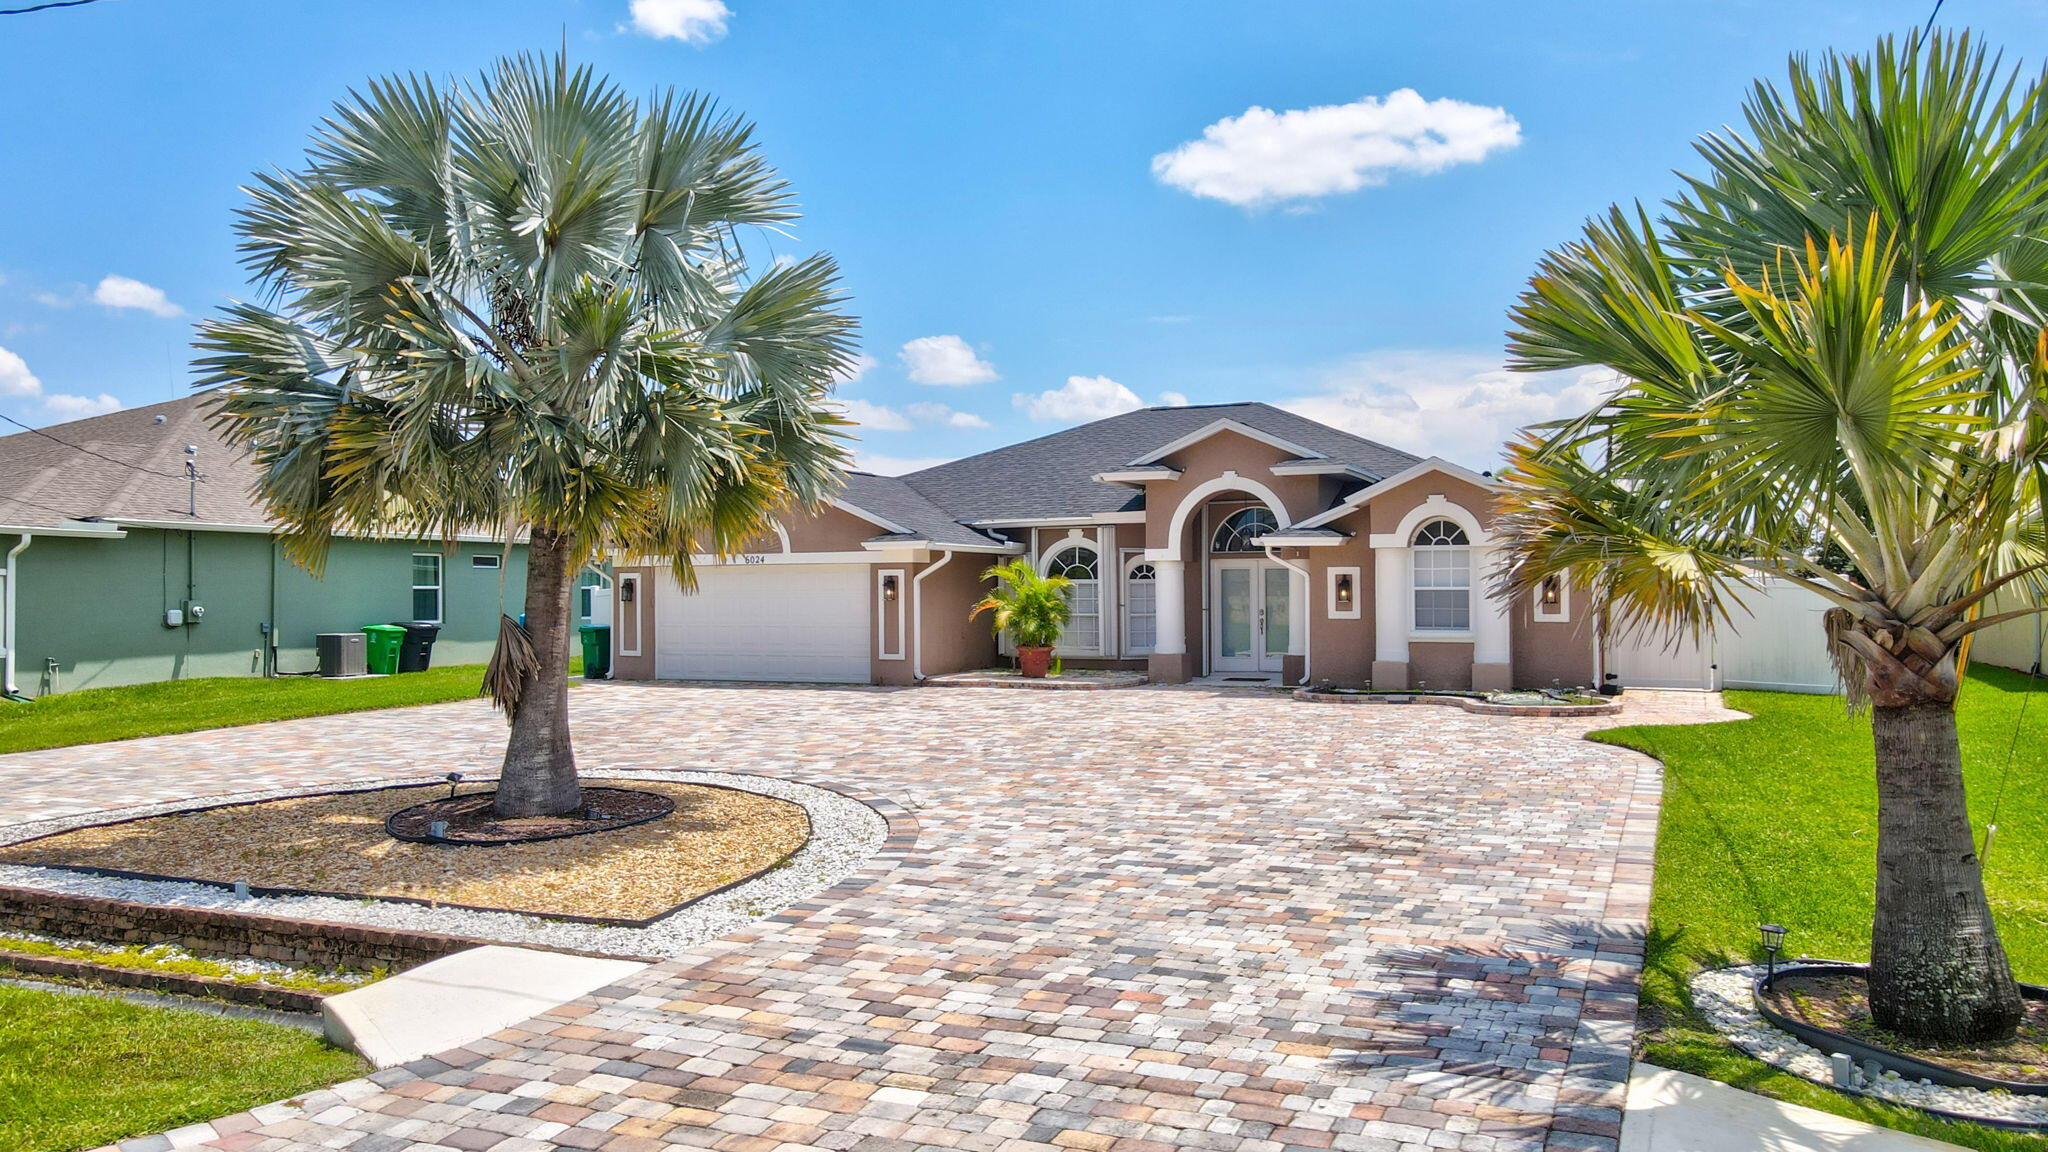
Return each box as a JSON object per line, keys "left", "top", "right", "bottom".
{"left": 1622, "top": 1064, "right": 1966, "bottom": 1151}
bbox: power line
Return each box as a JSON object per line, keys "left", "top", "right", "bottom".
{"left": 1924, "top": 0, "right": 1946, "bottom": 35}
{"left": 0, "top": 410, "right": 189, "bottom": 479}
{"left": 0, "top": 0, "right": 112, "bottom": 14}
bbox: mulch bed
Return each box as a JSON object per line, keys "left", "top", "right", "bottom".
{"left": 386, "top": 787, "right": 674, "bottom": 845}
{"left": 1763, "top": 970, "right": 2048, "bottom": 1084}
{"left": 0, "top": 780, "right": 810, "bottom": 923}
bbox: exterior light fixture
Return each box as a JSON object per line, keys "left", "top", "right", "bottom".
{"left": 1540, "top": 575, "right": 1562, "bottom": 608}
{"left": 1759, "top": 923, "right": 1788, "bottom": 979}
{"left": 882, "top": 574, "right": 900, "bottom": 603}
{"left": 445, "top": 771, "right": 464, "bottom": 800}
{"left": 1334, "top": 572, "right": 1354, "bottom": 607}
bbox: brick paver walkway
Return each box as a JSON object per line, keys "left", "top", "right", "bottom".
{"left": 0, "top": 684, "right": 1742, "bottom": 1152}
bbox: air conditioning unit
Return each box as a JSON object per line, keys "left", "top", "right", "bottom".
{"left": 316, "top": 632, "right": 367, "bottom": 678}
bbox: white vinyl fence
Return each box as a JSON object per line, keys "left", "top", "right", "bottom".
{"left": 1605, "top": 578, "right": 1839, "bottom": 694}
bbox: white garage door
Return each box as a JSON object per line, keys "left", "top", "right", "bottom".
{"left": 654, "top": 564, "right": 872, "bottom": 683}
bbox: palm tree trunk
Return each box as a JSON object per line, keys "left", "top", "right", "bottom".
{"left": 1867, "top": 699, "right": 2023, "bottom": 1043}
{"left": 494, "top": 527, "right": 581, "bottom": 818}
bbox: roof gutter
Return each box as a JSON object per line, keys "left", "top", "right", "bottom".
{"left": 3, "top": 534, "right": 30, "bottom": 699}
{"left": 912, "top": 548, "right": 957, "bottom": 681}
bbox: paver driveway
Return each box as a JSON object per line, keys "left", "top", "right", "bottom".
{"left": 0, "top": 683, "right": 1736, "bottom": 1152}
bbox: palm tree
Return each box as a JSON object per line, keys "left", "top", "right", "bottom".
{"left": 1498, "top": 32, "right": 2048, "bottom": 1045}
{"left": 195, "top": 55, "right": 856, "bottom": 819}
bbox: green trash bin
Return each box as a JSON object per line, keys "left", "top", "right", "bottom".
{"left": 362, "top": 624, "right": 406, "bottom": 675}
{"left": 579, "top": 624, "right": 612, "bottom": 679}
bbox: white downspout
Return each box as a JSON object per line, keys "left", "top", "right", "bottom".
{"left": 912, "top": 549, "right": 957, "bottom": 681}
{"left": 3, "top": 534, "right": 30, "bottom": 698}
{"left": 1263, "top": 543, "right": 1312, "bottom": 685}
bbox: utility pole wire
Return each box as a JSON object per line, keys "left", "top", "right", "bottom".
{"left": 0, "top": 0, "right": 112, "bottom": 13}
{"left": 1924, "top": 0, "right": 1946, "bottom": 35}
{"left": 0, "top": 410, "right": 189, "bottom": 479}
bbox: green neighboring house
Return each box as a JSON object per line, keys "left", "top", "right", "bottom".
{"left": 0, "top": 392, "right": 547, "bottom": 698}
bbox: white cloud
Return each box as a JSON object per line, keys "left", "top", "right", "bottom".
{"left": 92, "top": 275, "right": 184, "bottom": 318}
{"left": 900, "top": 335, "right": 997, "bottom": 387}
{"left": 836, "top": 398, "right": 912, "bottom": 431}
{"left": 1278, "top": 350, "right": 1616, "bottom": 466}
{"left": 905, "top": 401, "right": 990, "bottom": 429}
{"left": 1015, "top": 375, "right": 1146, "bottom": 424}
{"left": 853, "top": 451, "right": 954, "bottom": 476}
{"left": 0, "top": 346, "right": 42, "bottom": 398}
{"left": 1159, "top": 391, "right": 1190, "bottom": 407}
{"left": 0, "top": 345, "right": 122, "bottom": 420}
{"left": 41, "top": 392, "right": 122, "bottom": 418}
{"left": 1152, "top": 89, "right": 1521, "bottom": 208}
{"left": 625, "top": 0, "right": 730, "bottom": 44}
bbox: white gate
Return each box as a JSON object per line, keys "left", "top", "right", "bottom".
{"left": 1605, "top": 578, "right": 1838, "bottom": 694}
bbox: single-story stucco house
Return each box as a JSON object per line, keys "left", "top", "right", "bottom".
{"left": 609, "top": 402, "right": 1601, "bottom": 690}
{"left": 0, "top": 394, "right": 598, "bottom": 699}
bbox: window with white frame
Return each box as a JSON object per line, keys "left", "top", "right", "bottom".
{"left": 411, "top": 553, "right": 443, "bottom": 623}
{"left": 1044, "top": 545, "right": 1101, "bottom": 651}
{"left": 1124, "top": 559, "right": 1157, "bottom": 654}
{"left": 1410, "top": 519, "right": 1470, "bottom": 631}
{"left": 1210, "top": 507, "right": 1278, "bottom": 553}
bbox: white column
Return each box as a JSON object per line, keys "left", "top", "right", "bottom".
{"left": 1474, "top": 546, "right": 1512, "bottom": 666}
{"left": 1374, "top": 547, "right": 1407, "bottom": 662}
{"left": 1153, "top": 558, "right": 1187, "bottom": 655}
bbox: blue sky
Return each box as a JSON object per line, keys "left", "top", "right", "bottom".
{"left": 3, "top": 0, "right": 2041, "bottom": 471}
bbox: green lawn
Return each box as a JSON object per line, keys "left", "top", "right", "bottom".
{"left": 0, "top": 983, "right": 365, "bottom": 1152}
{"left": 1598, "top": 665, "right": 2048, "bottom": 1150}
{"left": 0, "top": 665, "right": 495, "bottom": 755}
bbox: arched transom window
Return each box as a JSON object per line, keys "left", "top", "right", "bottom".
{"left": 1411, "top": 518, "right": 1471, "bottom": 631}
{"left": 1123, "top": 559, "right": 1156, "bottom": 655}
{"left": 1210, "top": 507, "right": 1278, "bottom": 553}
{"left": 1044, "top": 544, "right": 1101, "bottom": 652}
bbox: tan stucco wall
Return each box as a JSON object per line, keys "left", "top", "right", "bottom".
{"left": 609, "top": 563, "right": 658, "bottom": 681}
{"left": 1408, "top": 641, "right": 1475, "bottom": 690}
{"left": 1512, "top": 597, "right": 1599, "bottom": 689}
{"left": 1304, "top": 531, "right": 1375, "bottom": 687}
{"left": 777, "top": 504, "right": 887, "bottom": 552}
{"left": 1139, "top": 430, "right": 1326, "bottom": 551}
{"left": 871, "top": 551, "right": 1001, "bottom": 686}
{"left": 1362, "top": 472, "right": 1499, "bottom": 536}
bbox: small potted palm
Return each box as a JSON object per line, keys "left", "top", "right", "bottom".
{"left": 970, "top": 558, "right": 1071, "bottom": 678}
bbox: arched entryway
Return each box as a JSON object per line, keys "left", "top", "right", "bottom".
{"left": 1144, "top": 475, "right": 1304, "bottom": 682}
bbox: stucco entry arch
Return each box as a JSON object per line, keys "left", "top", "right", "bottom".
{"left": 1150, "top": 472, "right": 1292, "bottom": 560}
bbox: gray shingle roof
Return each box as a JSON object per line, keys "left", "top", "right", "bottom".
{"left": 0, "top": 392, "right": 271, "bottom": 530}
{"left": 836, "top": 471, "right": 1008, "bottom": 548}
{"left": 896, "top": 403, "right": 1421, "bottom": 523}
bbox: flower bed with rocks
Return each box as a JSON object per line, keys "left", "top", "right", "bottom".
{"left": 1292, "top": 686, "right": 1621, "bottom": 716}
{"left": 1693, "top": 962, "right": 2048, "bottom": 1129}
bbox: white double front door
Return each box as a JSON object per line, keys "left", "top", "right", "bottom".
{"left": 1210, "top": 559, "right": 1291, "bottom": 673}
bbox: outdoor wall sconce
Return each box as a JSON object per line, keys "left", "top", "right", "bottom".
{"left": 1759, "top": 922, "right": 1788, "bottom": 979}
{"left": 882, "top": 573, "right": 900, "bottom": 603}
{"left": 1334, "top": 572, "right": 1354, "bottom": 608}
{"left": 1540, "top": 575, "right": 1562, "bottom": 609}
{"left": 621, "top": 582, "right": 634, "bottom": 603}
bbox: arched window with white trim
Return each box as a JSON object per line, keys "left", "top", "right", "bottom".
{"left": 1210, "top": 507, "right": 1278, "bottom": 553}
{"left": 1044, "top": 544, "right": 1101, "bottom": 651}
{"left": 1123, "top": 558, "right": 1156, "bottom": 655}
{"left": 1411, "top": 518, "right": 1471, "bottom": 631}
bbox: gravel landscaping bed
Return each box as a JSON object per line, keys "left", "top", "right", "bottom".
{"left": 1692, "top": 963, "right": 2048, "bottom": 1128}
{"left": 0, "top": 771, "right": 888, "bottom": 960}
{"left": 1, "top": 779, "right": 806, "bottom": 923}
